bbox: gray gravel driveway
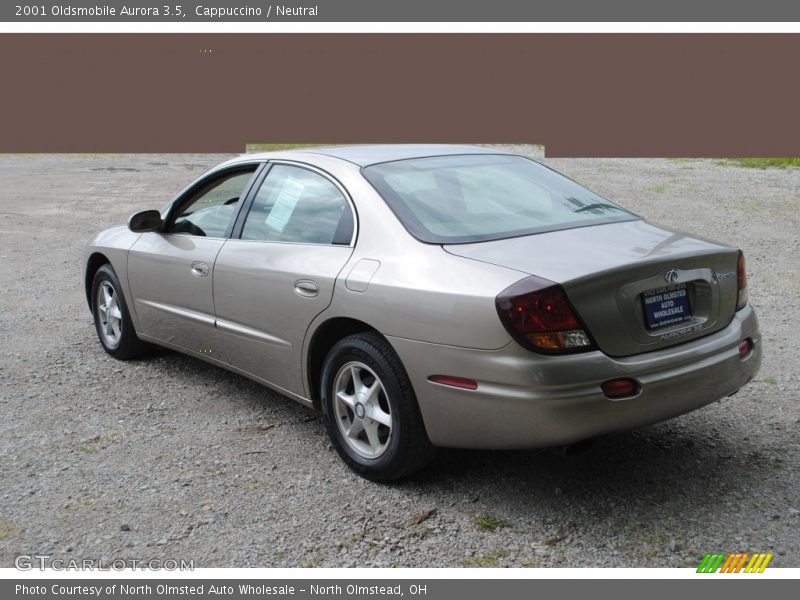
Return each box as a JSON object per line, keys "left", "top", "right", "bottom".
{"left": 0, "top": 148, "right": 798, "bottom": 568}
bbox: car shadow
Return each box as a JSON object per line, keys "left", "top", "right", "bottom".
{"left": 404, "top": 422, "right": 760, "bottom": 526}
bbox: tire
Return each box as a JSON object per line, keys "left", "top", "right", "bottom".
{"left": 91, "top": 264, "right": 150, "bottom": 360}
{"left": 321, "top": 332, "right": 436, "bottom": 482}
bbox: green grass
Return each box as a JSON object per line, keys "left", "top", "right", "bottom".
{"left": 0, "top": 519, "right": 21, "bottom": 540}
{"left": 64, "top": 497, "right": 96, "bottom": 511}
{"left": 300, "top": 555, "right": 319, "bottom": 568}
{"left": 719, "top": 157, "right": 800, "bottom": 169}
{"left": 245, "top": 143, "right": 333, "bottom": 152}
{"left": 472, "top": 513, "right": 510, "bottom": 531}
{"left": 79, "top": 429, "right": 122, "bottom": 453}
{"left": 786, "top": 272, "right": 800, "bottom": 294}
{"left": 460, "top": 549, "right": 510, "bottom": 567}
{"left": 410, "top": 526, "right": 435, "bottom": 540}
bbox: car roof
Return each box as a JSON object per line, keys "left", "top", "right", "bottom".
{"left": 240, "top": 144, "right": 512, "bottom": 168}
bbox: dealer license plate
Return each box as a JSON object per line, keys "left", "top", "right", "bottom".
{"left": 642, "top": 283, "right": 692, "bottom": 329}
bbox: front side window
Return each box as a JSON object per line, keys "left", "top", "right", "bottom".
{"left": 168, "top": 167, "right": 257, "bottom": 238}
{"left": 362, "top": 154, "right": 638, "bottom": 244}
{"left": 240, "top": 164, "right": 353, "bottom": 245}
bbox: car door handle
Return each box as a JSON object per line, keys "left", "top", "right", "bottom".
{"left": 191, "top": 262, "right": 209, "bottom": 278}
{"left": 294, "top": 280, "right": 319, "bottom": 298}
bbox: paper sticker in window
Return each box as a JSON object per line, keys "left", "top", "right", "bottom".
{"left": 265, "top": 175, "right": 305, "bottom": 232}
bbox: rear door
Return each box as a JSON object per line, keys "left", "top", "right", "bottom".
{"left": 127, "top": 164, "right": 260, "bottom": 357}
{"left": 212, "top": 162, "right": 356, "bottom": 396}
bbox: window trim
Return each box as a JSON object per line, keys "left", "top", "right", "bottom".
{"left": 230, "top": 159, "right": 358, "bottom": 248}
{"left": 161, "top": 162, "right": 265, "bottom": 240}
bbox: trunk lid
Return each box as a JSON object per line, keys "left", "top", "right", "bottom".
{"left": 444, "top": 219, "right": 741, "bottom": 357}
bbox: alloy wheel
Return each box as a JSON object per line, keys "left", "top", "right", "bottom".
{"left": 96, "top": 280, "right": 123, "bottom": 347}
{"left": 333, "top": 361, "right": 393, "bottom": 459}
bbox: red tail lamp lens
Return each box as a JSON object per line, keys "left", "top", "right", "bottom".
{"left": 508, "top": 286, "right": 580, "bottom": 332}
{"left": 736, "top": 251, "right": 748, "bottom": 310}
{"left": 496, "top": 276, "right": 593, "bottom": 354}
{"left": 428, "top": 375, "right": 478, "bottom": 390}
{"left": 601, "top": 378, "right": 640, "bottom": 399}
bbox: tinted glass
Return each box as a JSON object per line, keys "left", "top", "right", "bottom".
{"left": 170, "top": 168, "right": 256, "bottom": 238}
{"left": 362, "top": 154, "right": 637, "bottom": 244}
{"left": 241, "top": 165, "right": 352, "bottom": 245}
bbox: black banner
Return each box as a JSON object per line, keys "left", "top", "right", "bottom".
{"left": 5, "top": 580, "right": 797, "bottom": 600}
{"left": 4, "top": 1, "right": 800, "bottom": 22}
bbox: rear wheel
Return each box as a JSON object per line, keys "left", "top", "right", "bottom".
{"left": 91, "top": 264, "right": 150, "bottom": 359}
{"left": 321, "top": 333, "right": 436, "bottom": 481}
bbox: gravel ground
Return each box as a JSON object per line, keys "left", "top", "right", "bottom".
{"left": 0, "top": 148, "right": 798, "bottom": 568}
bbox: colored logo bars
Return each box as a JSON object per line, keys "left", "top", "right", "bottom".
{"left": 697, "top": 552, "right": 773, "bottom": 573}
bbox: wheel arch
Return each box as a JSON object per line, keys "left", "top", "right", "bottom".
{"left": 305, "top": 317, "right": 380, "bottom": 409}
{"left": 85, "top": 252, "right": 111, "bottom": 310}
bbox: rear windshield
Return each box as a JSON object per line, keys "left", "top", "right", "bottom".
{"left": 362, "top": 154, "right": 638, "bottom": 244}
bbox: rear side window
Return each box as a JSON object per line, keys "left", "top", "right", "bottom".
{"left": 362, "top": 154, "right": 637, "bottom": 244}
{"left": 240, "top": 165, "right": 353, "bottom": 245}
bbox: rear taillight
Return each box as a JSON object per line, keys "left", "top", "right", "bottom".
{"left": 496, "top": 276, "right": 594, "bottom": 354}
{"left": 737, "top": 250, "right": 748, "bottom": 310}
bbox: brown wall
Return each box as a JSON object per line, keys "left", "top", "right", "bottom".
{"left": 2, "top": 34, "right": 798, "bottom": 156}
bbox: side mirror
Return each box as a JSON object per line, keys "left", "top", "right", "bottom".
{"left": 128, "top": 210, "right": 162, "bottom": 233}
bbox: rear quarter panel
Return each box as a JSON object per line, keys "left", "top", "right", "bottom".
{"left": 303, "top": 160, "right": 525, "bottom": 351}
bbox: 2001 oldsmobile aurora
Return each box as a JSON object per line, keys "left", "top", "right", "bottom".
{"left": 84, "top": 145, "right": 761, "bottom": 480}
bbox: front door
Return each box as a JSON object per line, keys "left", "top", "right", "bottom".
{"left": 128, "top": 165, "right": 259, "bottom": 358}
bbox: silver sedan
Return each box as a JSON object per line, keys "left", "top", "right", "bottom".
{"left": 84, "top": 145, "right": 762, "bottom": 480}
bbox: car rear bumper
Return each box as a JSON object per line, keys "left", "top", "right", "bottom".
{"left": 387, "top": 304, "right": 761, "bottom": 449}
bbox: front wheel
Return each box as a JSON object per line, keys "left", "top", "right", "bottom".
{"left": 91, "top": 264, "right": 150, "bottom": 360}
{"left": 321, "top": 333, "right": 436, "bottom": 482}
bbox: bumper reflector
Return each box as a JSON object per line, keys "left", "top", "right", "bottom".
{"left": 428, "top": 375, "right": 478, "bottom": 390}
{"left": 738, "top": 338, "right": 753, "bottom": 358}
{"left": 601, "top": 378, "right": 640, "bottom": 399}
